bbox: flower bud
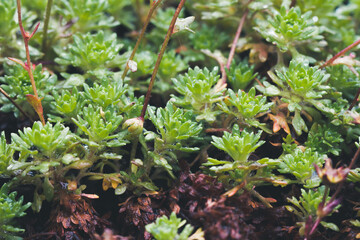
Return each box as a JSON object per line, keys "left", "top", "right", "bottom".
{"left": 122, "top": 117, "right": 144, "bottom": 135}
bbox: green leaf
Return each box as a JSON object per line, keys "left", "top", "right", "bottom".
{"left": 292, "top": 110, "right": 308, "bottom": 135}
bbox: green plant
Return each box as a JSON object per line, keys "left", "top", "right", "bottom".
{"left": 54, "top": 0, "right": 119, "bottom": 33}
{"left": 72, "top": 105, "right": 125, "bottom": 147}
{"left": 2, "top": 0, "right": 360, "bottom": 238}
{"left": 147, "top": 102, "right": 202, "bottom": 176}
{"left": 286, "top": 186, "right": 340, "bottom": 236}
{"left": 10, "top": 121, "right": 71, "bottom": 172}
{"left": 255, "top": 5, "right": 324, "bottom": 58}
{"left": 0, "top": 132, "right": 13, "bottom": 175}
{"left": 278, "top": 147, "right": 325, "bottom": 188}
{"left": 226, "top": 59, "right": 258, "bottom": 91}
{"left": 256, "top": 59, "right": 333, "bottom": 135}
{"left": 55, "top": 31, "right": 123, "bottom": 72}
{"left": 305, "top": 122, "right": 344, "bottom": 156}
{"left": 218, "top": 87, "right": 273, "bottom": 132}
{"left": 0, "top": 0, "right": 17, "bottom": 58}
{"left": 171, "top": 66, "right": 225, "bottom": 122}
{"left": 0, "top": 183, "right": 31, "bottom": 240}
{"left": 204, "top": 124, "right": 265, "bottom": 172}
{"left": 0, "top": 63, "right": 56, "bottom": 118}
{"left": 145, "top": 212, "right": 203, "bottom": 240}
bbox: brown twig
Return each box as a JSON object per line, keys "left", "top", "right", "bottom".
{"left": 121, "top": 0, "right": 163, "bottom": 80}
{"left": 140, "top": 0, "right": 186, "bottom": 119}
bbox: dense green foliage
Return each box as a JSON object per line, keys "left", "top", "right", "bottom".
{"left": 1, "top": 0, "right": 360, "bottom": 238}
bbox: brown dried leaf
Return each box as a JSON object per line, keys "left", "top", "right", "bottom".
{"left": 268, "top": 112, "right": 291, "bottom": 134}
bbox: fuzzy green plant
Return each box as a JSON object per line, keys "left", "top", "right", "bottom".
{"left": 50, "top": 87, "right": 84, "bottom": 123}
{"left": 0, "top": 0, "right": 17, "bottom": 58}
{"left": 158, "top": 50, "right": 187, "bottom": 84}
{"left": 305, "top": 122, "right": 344, "bottom": 156}
{"left": 145, "top": 212, "right": 203, "bottom": 240}
{"left": 190, "top": 24, "right": 230, "bottom": 51}
{"left": 218, "top": 87, "right": 273, "bottom": 132}
{"left": 6, "top": 121, "right": 75, "bottom": 212}
{"left": 55, "top": 31, "right": 123, "bottom": 72}
{"left": 54, "top": 0, "right": 119, "bottom": 33}
{"left": 0, "top": 132, "right": 13, "bottom": 176}
{"left": 226, "top": 59, "right": 258, "bottom": 91}
{"left": 10, "top": 121, "right": 71, "bottom": 172}
{"left": 83, "top": 81, "right": 126, "bottom": 109}
{"left": 147, "top": 102, "right": 202, "bottom": 176}
{"left": 278, "top": 147, "right": 325, "bottom": 188}
{"left": 204, "top": 124, "right": 265, "bottom": 173}
{"left": 255, "top": 5, "right": 325, "bottom": 58}
{"left": 286, "top": 186, "right": 340, "bottom": 236}
{"left": 0, "top": 63, "right": 57, "bottom": 118}
{"left": 0, "top": 183, "right": 31, "bottom": 240}
{"left": 72, "top": 105, "right": 126, "bottom": 147}
{"left": 256, "top": 59, "right": 334, "bottom": 135}
{"left": 171, "top": 66, "right": 226, "bottom": 122}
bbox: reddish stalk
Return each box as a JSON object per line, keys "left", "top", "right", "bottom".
{"left": 307, "top": 145, "right": 360, "bottom": 238}
{"left": 121, "top": 0, "right": 163, "bottom": 80}
{"left": 140, "top": 0, "right": 186, "bottom": 119}
{"left": 319, "top": 39, "right": 360, "bottom": 110}
{"left": 349, "top": 88, "right": 360, "bottom": 111}
{"left": 226, "top": 9, "right": 249, "bottom": 71}
{"left": 320, "top": 39, "right": 360, "bottom": 69}
{"left": 16, "top": 0, "right": 45, "bottom": 125}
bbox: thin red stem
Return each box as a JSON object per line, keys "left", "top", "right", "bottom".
{"left": 122, "top": 0, "right": 163, "bottom": 80}
{"left": 308, "top": 144, "right": 360, "bottom": 237}
{"left": 226, "top": 9, "right": 249, "bottom": 70}
{"left": 320, "top": 39, "right": 360, "bottom": 69}
{"left": 348, "top": 88, "right": 360, "bottom": 110}
{"left": 140, "top": 0, "right": 186, "bottom": 119}
{"left": 16, "top": 0, "right": 45, "bottom": 125}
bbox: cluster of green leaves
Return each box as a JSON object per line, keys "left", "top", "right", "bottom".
{"left": 0, "top": 183, "right": 31, "bottom": 240}
{"left": 54, "top": 0, "right": 119, "bottom": 32}
{"left": 147, "top": 103, "right": 202, "bottom": 177}
{"left": 286, "top": 186, "right": 340, "bottom": 236}
{"left": 278, "top": 147, "right": 325, "bottom": 188}
{"left": 171, "top": 67, "right": 225, "bottom": 122}
{"left": 0, "top": 63, "right": 57, "bottom": 118}
{"left": 55, "top": 31, "right": 123, "bottom": 72}
{"left": 1, "top": 0, "right": 360, "bottom": 238}
{"left": 145, "top": 212, "right": 199, "bottom": 240}
{"left": 226, "top": 60, "right": 258, "bottom": 91}
{"left": 257, "top": 60, "right": 334, "bottom": 135}
{"left": 0, "top": 0, "right": 17, "bottom": 58}
{"left": 219, "top": 88, "right": 273, "bottom": 132}
{"left": 255, "top": 5, "right": 324, "bottom": 56}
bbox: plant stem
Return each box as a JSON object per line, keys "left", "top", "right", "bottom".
{"left": 308, "top": 145, "right": 360, "bottom": 237}
{"left": 320, "top": 39, "right": 360, "bottom": 69}
{"left": 122, "top": 0, "right": 162, "bottom": 80}
{"left": 0, "top": 87, "right": 34, "bottom": 121}
{"left": 348, "top": 88, "right": 360, "bottom": 110}
{"left": 16, "top": 0, "right": 45, "bottom": 125}
{"left": 42, "top": 0, "right": 53, "bottom": 56}
{"left": 226, "top": 9, "right": 249, "bottom": 71}
{"left": 140, "top": 0, "right": 186, "bottom": 119}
